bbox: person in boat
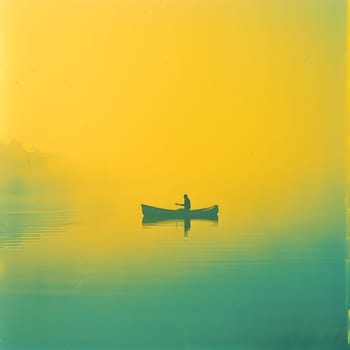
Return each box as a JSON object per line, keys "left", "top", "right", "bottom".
{"left": 176, "top": 194, "right": 191, "bottom": 211}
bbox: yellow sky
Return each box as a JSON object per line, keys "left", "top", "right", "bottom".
{"left": 0, "top": 0, "right": 345, "bottom": 215}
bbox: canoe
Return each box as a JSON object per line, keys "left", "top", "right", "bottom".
{"left": 141, "top": 204, "right": 218, "bottom": 219}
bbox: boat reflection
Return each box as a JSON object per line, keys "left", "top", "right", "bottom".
{"left": 141, "top": 204, "right": 218, "bottom": 235}
{"left": 142, "top": 215, "right": 218, "bottom": 236}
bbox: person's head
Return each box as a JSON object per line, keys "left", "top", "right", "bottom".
{"left": 184, "top": 194, "right": 188, "bottom": 199}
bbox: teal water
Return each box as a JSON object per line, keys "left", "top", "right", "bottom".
{"left": 0, "top": 198, "right": 347, "bottom": 350}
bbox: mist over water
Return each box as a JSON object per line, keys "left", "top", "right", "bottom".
{"left": 0, "top": 0, "right": 346, "bottom": 348}
{"left": 0, "top": 177, "right": 346, "bottom": 350}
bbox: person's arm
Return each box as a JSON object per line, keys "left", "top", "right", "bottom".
{"left": 175, "top": 203, "right": 184, "bottom": 206}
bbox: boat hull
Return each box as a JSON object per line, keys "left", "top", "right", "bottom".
{"left": 141, "top": 204, "right": 218, "bottom": 220}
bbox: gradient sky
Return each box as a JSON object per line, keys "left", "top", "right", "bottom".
{"left": 0, "top": 0, "right": 346, "bottom": 217}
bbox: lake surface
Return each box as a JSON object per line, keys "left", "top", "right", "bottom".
{"left": 0, "top": 196, "right": 348, "bottom": 350}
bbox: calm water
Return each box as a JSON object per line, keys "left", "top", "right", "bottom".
{"left": 0, "top": 196, "right": 348, "bottom": 350}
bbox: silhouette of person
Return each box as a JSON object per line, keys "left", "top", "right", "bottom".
{"left": 176, "top": 194, "right": 191, "bottom": 211}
